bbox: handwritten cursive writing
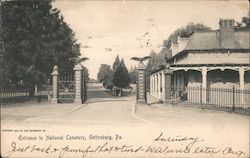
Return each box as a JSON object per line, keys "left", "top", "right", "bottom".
{"left": 5, "top": 138, "right": 246, "bottom": 158}
{"left": 5, "top": 141, "right": 59, "bottom": 157}
{"left": 154, "top": 132, "right": 202, "bottom": 143}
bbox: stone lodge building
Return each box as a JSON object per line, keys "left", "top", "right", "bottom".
{"left": 149, "top": 19, "right": 250, "bottom": 107}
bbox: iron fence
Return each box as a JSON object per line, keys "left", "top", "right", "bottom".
{"left": 0, "top": 84, "right": 51, "bottom": 106}
{"left": 168, "top": 85, "right": 250, "bottom": 113}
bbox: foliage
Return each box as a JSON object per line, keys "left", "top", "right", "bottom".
{"left": 97, "top": 64, "right": 113, "bottom": 86}
{"left": 162, "top": 23, "right": 211, "bottom": 49}
{"left": 236, "top": 15, "right": 250, "bottom": 30}
{"left": 145, "top": 50, "right": 158, "bottom": 90}
{"left": 146, "top": 50, "right": 158, "bottom": 71}
{"left": 1, "top": 0, "right": 80, "bottom": 86}
{"left": 113, "top": 59, "right": 130, "bottom": 88}
{"left": 82, "top": 66, "right": 90, "bottom": 81}
{"left": 129, "top": 65, "right": 138, "bottom": 84}
{"left": 112, "top": 55, "right": 120, "bottom": 71}
{"left": 98, "top": 57, "right": 131, "bottom": 89}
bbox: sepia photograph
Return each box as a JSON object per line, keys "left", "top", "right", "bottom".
{"left": 0, "top": 0, "right": 249, "bottom": 157}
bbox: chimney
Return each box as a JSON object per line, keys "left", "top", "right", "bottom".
{"left": 219, "top": 19, "right": 235, "bottom": 48}
{"left": 170, "top": 41, "right": 179, "bottom": 57}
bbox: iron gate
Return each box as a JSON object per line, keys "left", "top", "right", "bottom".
{"left": 58, "top": 75, "right": 75, "bottom": 103}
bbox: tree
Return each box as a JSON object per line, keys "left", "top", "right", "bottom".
{"left": 145, "top": 50, "right": 158, "bottom": 91}
{"left": 162, "top": 23, "right": 211, "bottom": 48}
{"left": 82, "top": 66, "right": 90, "bottom": 81}
{"left": 236, "top": 15, "right": 250, "bottom": 30}
{"left": 241, "top": 16, "right": 250, "bottom": 28}
{"left": 97, "top": 64, "right": 111, "bottom": 82}
{"left": 129, "top": 66, "right": 138, "bottom": 84}
{"left": 158, "top": 47, "right": 172, "bottom": 60}
{"left": 157, "top": 50, "right": 168, "bottom": 67}
{"left": 112, "top": 55, "right": 120, "bottom": 71}
{"left": 1, "top": 0, "right": 80, "bottom": 87}
{"left": 97, "top": 64, "right": 113, "bottom": 87}
{"left": 113, "top": 59, "right": 130, "bottom": 88}
{"left": 146, "top": 50, "right": 158, "bottom": 71}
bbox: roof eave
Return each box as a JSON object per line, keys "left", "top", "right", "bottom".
{"left": 167, "top": 48, "right": 250, "bottom": 62}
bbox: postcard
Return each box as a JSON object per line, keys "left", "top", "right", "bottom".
{"left": 1, "top": 0, "right": 249, "bottom": 158}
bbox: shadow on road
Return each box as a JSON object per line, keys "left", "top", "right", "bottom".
{"left": 86, "top": 83, "right": 135, "bottom": 103}
{"left": 87, "top": 89, "right": 117, "bottom": 99}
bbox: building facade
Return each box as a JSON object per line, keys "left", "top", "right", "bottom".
{"left": 150, "top": 19, "right": 250, "bottom": 108}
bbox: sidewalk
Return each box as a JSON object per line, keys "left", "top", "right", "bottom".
{"left": 146, "top": 93, "right": 250, "bottom": 115}
{"left": 136, "top": 95, "right": 249, "bottom": 129}
{"left": 1, "top": 102, "right": 82, "bottom": 122}
{"left": 147, "top": 94, "right": 162, "bottom": 105}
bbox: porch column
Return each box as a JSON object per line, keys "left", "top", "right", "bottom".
{"left": 153, "top": 74, "right": 156, "bottom": 96}
{"left": 162, "top": 71, "right": 165, "bottom": 101}
{"left": 158, "top": 73, "right": 161, "bottom": 99}
{"left": 164, "top": 66, "right": 172, "bottom": 100}
{"left": 152, "top": 74, "right": 155, "bottom": 95}
{"left": 149, "top": 75, "right": 151, "bottom": 94}
{"left": 74, "top": 63, "right": 83, "bottom": 104}
{"left": 239, "top": 67, "right": 245, "bottom": 106}
{"left": 201, "top": 67, "right": 207, "bottom": 103}
{"left": 150, "top": 75, "right": 154, "bottom": 95}
{"left": 154, "top": 74, "right": 157, "bottom": 97}
{"left": 157, "top": 73, "right": 160, "bottom": 99}
{"left": 239, "top": 67, "right": 245, "bottom": 90}
{"left": 51, "top": 65, "right": 59, "bottom": 104}
{"left": 159, "top": 72, "right": 163, "bottom": 100}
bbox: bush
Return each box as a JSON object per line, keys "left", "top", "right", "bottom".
{"left": 103, "top": 82, "right": 107, "bottom": 87}
{"left": 106, "top": 84, "right": 113, "bottom": 90}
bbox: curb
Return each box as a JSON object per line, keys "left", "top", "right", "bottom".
{"left": 131, "top": 102, "right": 155, "bottom": 124}
{"left": 63, "top": 103, "right": 87, "bottom": 114}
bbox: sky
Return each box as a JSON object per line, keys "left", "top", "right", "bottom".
{"left": 53, "top": 0, "right": 249, "bottom": 79}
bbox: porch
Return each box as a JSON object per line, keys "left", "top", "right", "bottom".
{"left": 149, "top": 64, "right": 250, "bottom": 110}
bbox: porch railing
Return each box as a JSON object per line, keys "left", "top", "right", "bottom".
{"left": 169, "top": 85, "right": 250, "bottom": 109}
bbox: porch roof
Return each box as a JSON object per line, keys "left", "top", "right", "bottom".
{"left": 150, "top": 67, "right": 165, "bottom": 75}
{"left": 170, "top": 63, "right": 250, "bottom": 67}
{"left": 170, "top": 63, "right": 250, "bottom": 72}
{"left": 149, "top": 63, "right": 250, "bottom": 75}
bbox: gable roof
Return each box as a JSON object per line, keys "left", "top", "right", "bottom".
{"left": 168, "top": 30, "right": 250, "bottom": 62}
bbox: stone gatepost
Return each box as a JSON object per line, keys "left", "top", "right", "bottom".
{"left": 74, "top": 63, "right": 83, "bottom": 104}
{"left": 51, "top": 65, "right": 59, "bottom": 104}
{"left": 82, "top": 70, "right": 87, "bottom": 101}
{"left": 164, "top": 64, "right": 172, "bottom": 100}
{"left": 137, "top": 62, "right": 147, "bottom": 104}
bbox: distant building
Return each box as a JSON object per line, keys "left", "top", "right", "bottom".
{"left": 149, "top": 19, "right": 250, "bottom": 107}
